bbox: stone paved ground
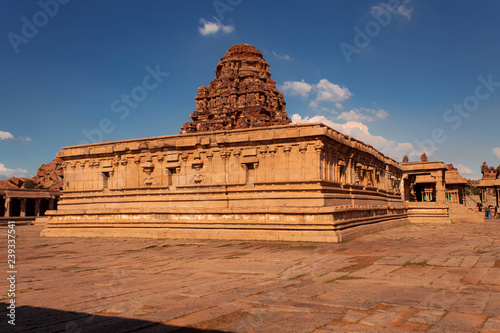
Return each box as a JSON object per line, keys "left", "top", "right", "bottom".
{"left": 1, "top": 220, "right": 500, "bottom": 332}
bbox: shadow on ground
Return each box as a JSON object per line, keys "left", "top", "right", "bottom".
{"left": 0, "top": 303, "right": 232, "bottom": 333}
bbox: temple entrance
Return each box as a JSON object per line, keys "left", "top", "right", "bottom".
{"left": 414, "top": 183, "right": 436, "bottom": 202}
{"left": 446, "top": 189, "right": 461, "bottom": 204}
{"left": 10, "top": 198, "right": 20, "bottom": 217}
{"left": 40, "top": 198, "right": 49, "bottom": 216}
{"left": 26, "top": 198, "right": 36, "bottom": 216}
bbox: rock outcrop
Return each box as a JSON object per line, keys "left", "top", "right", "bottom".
{"left": 32, "top": 157, "right": 64, "bottom": 190}
{"left": 181, "top": 44, "right": 291, "bottom": 133}
{"left": 0, "top": 157, "right": 63, "bottom": 190}
{"left": 0, "top": 177, "right": 30, "bottom": 189}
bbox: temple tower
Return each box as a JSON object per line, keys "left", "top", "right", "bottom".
{"left": 181, "top": 44, "right": 291, "bottom": 133}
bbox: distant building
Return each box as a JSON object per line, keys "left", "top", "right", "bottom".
{"left": 477, "top": 162, "right": 500, "bottom": 208}
{"left": 1, "top": 189, "right": 59, "bottom": 223}
{"left": 400, "top": 155, "right": 474, "bottom": 223}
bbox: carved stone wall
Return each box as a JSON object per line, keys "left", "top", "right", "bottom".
{"left": 57, "top": 124, "right": 402, "bottom": 196}
{"left": 42, "top": 123, "right": 408, "bottom": 242}
{"left": 40, "top": 44, "right": 411, "bottom": 242}
{"left": 181, "top": 44, "right": 291, "bottom": 133}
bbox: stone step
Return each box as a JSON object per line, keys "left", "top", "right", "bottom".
{"left": 448, "top": 203, "right": 484, "bottom": 223}
{"left": 44, "top": 216, "right": 407, "bottom": 231}
{"left": 40, "top": 217, "right": 409, "bottom": 243}
{"left": 33, "top": 216, "right": 50, "bottom": 225}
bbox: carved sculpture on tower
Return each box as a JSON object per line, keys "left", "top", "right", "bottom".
{"left": 181, "top": 44, "right": 291, "bottom": 133}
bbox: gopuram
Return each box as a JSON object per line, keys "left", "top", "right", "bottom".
{"left": 400, "top": 154, "right": 469, "bottom": 223}
{"left": 181, "top": 44, "right": 291, "bottom": 133}
{"left": 41, "top": 44, "right": 412, "bottom": 242}
{"left": 477, "top": 162, "right": 500, "bottom": 208}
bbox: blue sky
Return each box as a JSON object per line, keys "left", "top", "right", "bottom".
{"left": 1, "top": 0, "right": 499, "bottom": 179}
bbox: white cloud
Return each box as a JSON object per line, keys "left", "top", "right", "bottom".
{"left": 20, "top": 136, "right": 31, "bottom": 142}
{"left": 292, "top": 114, "right": 421, "bottom": 161}
{"left": 0, "top": 163, "right": 30, "bottom": 179}
{"left": 315, "top": 79, "right": 352, "bottom": 103}
{"left": 338, "top": 110, "right": 373, "bottom": 122}
{"left": 493, "top": 147, "right": 500, "bottom": 159}
{"left": 272, "top": 51, "right": 292, "bottom": 61}
{"left": 338, "top": 108, "right": 389, "bottom": 122}
{"left": 281, "top": 80, "right": 312, "bottom": 98}
{"left": 372, "top": 0, "right": 414, "bottom": 20}
{"left": 456, "top": 164, "right": 474, "bottom": 175}
{"left": 198, "top": 18, "right": 234, "bottom": 36}
{"left": 0, "top": 131, "right": 14, "bottom": 140}
{"left": 281, "top": 79, "right": 352, "bottom": 108}
{"left": 376, "top": 109, "right": 389, "bottom": 119}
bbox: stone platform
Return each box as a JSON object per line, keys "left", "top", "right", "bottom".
{"left": 3, "top": 220, "right": 500, "bottom": 332}
{"left": 42, "top": 123, "right": 408, "bottom": 243}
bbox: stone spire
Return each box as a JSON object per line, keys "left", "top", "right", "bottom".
{"left": 181, "top": 44, "right": 291, "bottom": 133}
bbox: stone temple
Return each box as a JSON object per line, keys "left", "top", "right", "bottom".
{"left": 41, "top": 44, "right": 469, "bottom": 242}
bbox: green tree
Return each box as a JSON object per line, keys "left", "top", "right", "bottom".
{"left": 23, "top": 179, "right": 37, "bottom": 189}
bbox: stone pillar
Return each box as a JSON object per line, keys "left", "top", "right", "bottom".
{"left": 80, "top": 162, "right": 87, "bottom": 190}
{"left": 220, "top": 150, "right": 230, "bottom": 185}
{"left": 34, "top": 198, "right": 41, "bottom": 217}
{"left": 156, "top": 155, "right": 164, "bottom": 186}
{"left": 181, "top": 154, "right": 189, "bottom": 185}
{"left": 259, "top": 148, "right": 267, "bottom": 182}
{"left": 134, "top": 157, "right": 141, "bottom": 187}
{"left": 435, "top": 171, "right": 446, "bottom": 203}
{"left": 109, "top": 170, "right": 114, "bottom": 188}
{"left": 120, "top": 159, "right": 128, "bottom": 188}
{"left": 20, "top": 198, "right": 26, "bottom": 217}
{"left": 113, "top": 159, "right": 120, "bottom": 188}
{"left": 87, "top": 163, "right": 94, "bottom": 190}
{"left": 346, "top": 157, "right": 353, "bottom": 184}
{"left": 4, "top": 197, "right": 11, "bottom": 217}
{"left": 284, "top": 146, "right": 291, "bottom": 181}
{"left": 233, "top": 149, "right": 241, "bottom": 183}
{"left": 49, "top": 197, "right": 56, "bottom": 210}
{"left": 299, "top": 145, "right": 307, "bottom": 180}
{"left": 325, "top": 150, "right": 330, "bottom": 181}
{"left": 269, "top": 147, "right": 276, "bottom": 181}
{"left": 206, "top": 152, "right": 214, "bottom": 184}
{"left": 314, "top": 141, "right": 324, "bottom": 180}
{"left": 71, "top": 164, "right": 76, "bottom": 190}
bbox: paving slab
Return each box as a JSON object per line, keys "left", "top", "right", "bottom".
{"left": 483, "top": 317, "right": 500, "bottom": 331}
{"left": 358, "top": 312, "right": 402, "bottom": 326}
{"left": 0, "top": 221, "right": 498, "bottom": 332}
{"left": 427, "top": 311, "right": 486, "bottom": 332}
